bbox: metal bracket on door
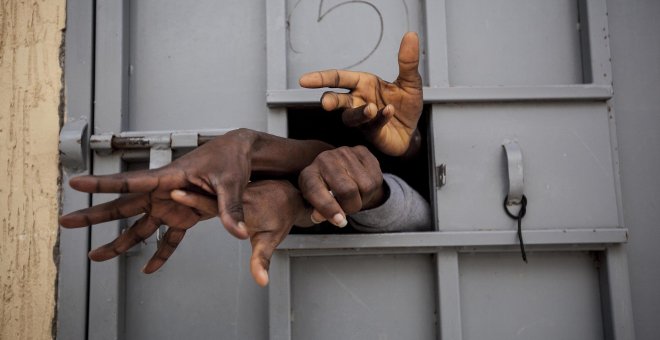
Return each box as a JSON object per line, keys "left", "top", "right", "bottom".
{"left": 88, "top": 129, "right": 232, "bottom": 162}
{"left": 59, "top": 118, "right": 90, "bottom": 173}
{"left": 502, "top": 140, "right": 524, "bottom": 206}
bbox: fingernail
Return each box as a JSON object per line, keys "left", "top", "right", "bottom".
{"left": 171, "top": 189, "right": 186, "bottom": 196}
{"left": 237, "top": 221, "right": 247, "bottom": 232}
{"left": 332, "top": 213, "right": 348, "bottom": 228}
{"left": 310, "top": 214, "right": 322, "bottom": 224}
{"left": 141, "top": 264, "right": 148, "bottom": 273}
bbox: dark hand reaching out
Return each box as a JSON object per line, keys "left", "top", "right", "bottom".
{"left": 171, "top": 180, "right": 313, "bottom": 287}
{"left": 299, "top": 32, "right": 423, "bottom": 157}
{"left": 59, "top": 128, "right": 332, "bottom": 272}
{"left": 168, "top": 145, "right": 387, "bottom": 284}
{"left": 59, "top": 30, "right": 420, "bottom": 275}
{"left": 298, "top": 146, "right": 386, "bottom": 226}
{"left": 61, "top": 129, "right": 256, "bottom": 239}
{"left": 168, "top": 145, "right": 388, "bottom": 283}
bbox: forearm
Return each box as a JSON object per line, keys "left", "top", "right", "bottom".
{"left": 226, "top": 128, "right": 334, "bottom": 176}
{"left": 349, "top": 173, "right": 431, "bottom": 232}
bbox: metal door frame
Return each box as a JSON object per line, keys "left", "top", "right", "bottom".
{"left": 58, "top": 0, "right": 634, "bottom": 339}
{"left": 58, "top": 0, "right": 95, "bottom": 338}
{"left": 59, "top": 1, "right": 130, "bottom": 339}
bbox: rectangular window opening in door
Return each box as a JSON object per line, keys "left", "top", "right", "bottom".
{"left": 287, "top": 106, "right": 433, "bottom": 234}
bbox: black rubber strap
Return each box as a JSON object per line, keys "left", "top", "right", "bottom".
{"left": 504, "top": 195, "right": 528, "bottom": 263}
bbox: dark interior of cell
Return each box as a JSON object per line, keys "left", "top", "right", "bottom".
{"left": 287, "top": 106, "right": 432, "bottom": 234}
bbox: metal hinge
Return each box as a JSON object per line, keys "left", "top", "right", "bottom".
{"left": 436, "top": 163, "right": 446, "bottom": 188}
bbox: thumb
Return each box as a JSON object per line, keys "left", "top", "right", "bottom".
{"left": 250, "top": 235, "right": 276, "bottom": 287}
{"left": 396, "top": 32, "right": 421, "bottom": 87}
{"left": 215, "top": 181, "right": 249, "bottom": 240}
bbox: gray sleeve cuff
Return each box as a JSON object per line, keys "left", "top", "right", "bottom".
{"left": 348, "top": 173, "right": 432, "bottom": 232}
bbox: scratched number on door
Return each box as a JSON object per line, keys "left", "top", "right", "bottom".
{"left": 287, "top": 0, "right": 410, "bottom": 69}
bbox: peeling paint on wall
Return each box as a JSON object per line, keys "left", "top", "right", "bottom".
{"left": 0, "top": 0, "right": 65, "bottom": 338}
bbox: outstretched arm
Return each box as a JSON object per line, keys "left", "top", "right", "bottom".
{"left": 299, "top": 32, "right": 423, "bottom": 157}
{"left": 59, "top": 128, "right": 332, "bottom": 272}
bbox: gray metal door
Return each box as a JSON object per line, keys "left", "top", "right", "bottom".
{"left": 59, "top": 0, "right": 634, "bottom": 339}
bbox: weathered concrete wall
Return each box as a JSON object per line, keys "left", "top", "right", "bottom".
{"left": 0, "top": 1, "right": 65, "bottom": 339}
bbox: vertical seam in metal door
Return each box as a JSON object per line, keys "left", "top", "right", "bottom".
{"left": 85, "top": 1, "right": 97, "bottom": 338}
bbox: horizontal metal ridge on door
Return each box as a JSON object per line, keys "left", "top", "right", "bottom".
{"left": 266, "top": 85, "right": 613, "bottom": 106}
{"left": 278, "top": 228, "right": 627, "bottom": 250}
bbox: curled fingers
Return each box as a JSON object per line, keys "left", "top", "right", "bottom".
{"left": 299, "top": 166, "right": 348, "bottom": 227}
{"left": 88, "top": 214, "right": 161, "bottom": 261}
{"left": 143, "top": 228, "right": 187, "bottom": 274}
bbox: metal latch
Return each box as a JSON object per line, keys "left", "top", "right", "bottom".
{"left": 59, "top": 124, "right": 234, "bottom": 248}
{"left": 59, "top": 124, "right": 233, "bottom": 172}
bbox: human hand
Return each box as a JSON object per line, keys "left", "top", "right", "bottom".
{"left": 59, "top": 129, "right": 258, "bottom": 272}
{"left": 59, "top": 190, "right": 217, "bottom": 273}
{"left": 60, "top": 129, "right": 332, "bottom": 273}
{"left": 60, "top": 129, "right": 333, "bottom": 241}
{"left": 171, "top": 180, "right": 312, "bottom": 287}
{"left": 299, "top": 32, "right": 423, "bottom": 157}
{"left": 60, "top": 187, "right": 217, "bottom": 274}
{"left": 298, "top": 146, "right": 386, "bottom": 226}
{"left": 60, "top": 129, "right": 258, "bottom": 240}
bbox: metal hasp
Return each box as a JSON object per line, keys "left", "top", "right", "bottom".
{"left": 60, "top": 126, "right": 232, "bottom": 172}
{"left": 502, "top": 140, "right": 524, "bottom": 206}
{"left": 61, "top": 127, "right": 233, "bottom": 240}
{"left": 59, "top": 118, "right": 89, "bottom": 172}
{"left": 76, "top": 128, "right": 232, "bottom": 245}
{"left": 86, "top": 129, "right": 232, "bottom": 162}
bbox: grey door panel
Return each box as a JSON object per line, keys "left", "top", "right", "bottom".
{"left": 459, "top": 251, "right": 604, "bottom": 340}
{"left": 59, "top": 0, "right": 634, "bottom": 339}
{"left": 128, "top": 0, "right": 268, "bottom": 132}
{"left": 125, "top": 225, "right": 266, "bottom": 340}
{"left": 445, "top": 0, "right": 584, "bottom": 86}
{"left": 433, "top": 102, "right": 619, "bottom": 230}
{"left": 291, "top": 254, "right": 437, "bottom": 340}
